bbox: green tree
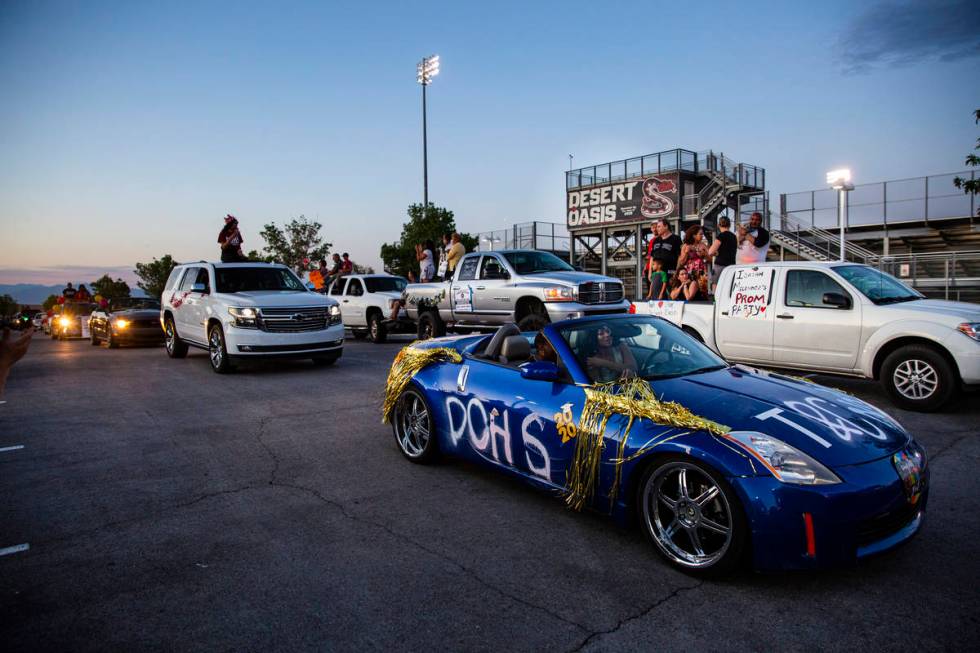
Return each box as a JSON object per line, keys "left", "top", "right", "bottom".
{"left": 134, "top": 255, "right": 178, "bottom": 299}
{"left": 42, "top": 294, "right": 60, "bottom": 311}
{"left": 953, "top": 108, "right": 980, "bottom": 216}
{"left": 380, "top": 203, "right": 478, "bottom": 278}
{"left": 246, "top": 249, "right": 274, "bottom": 263}
{"left": 91, "top": 274, "right": 131, "bottom": 301}
{"left": 352, "top": 262, "right": 375, "bottom": 274}
{"left": 0, "top": 294, "right": 17, "bottom": 317}
{"left": 259, "top": 215, "right": 332, "bottom": 275}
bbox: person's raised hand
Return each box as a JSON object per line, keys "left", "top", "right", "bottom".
{"left": 1, "top": 326, "right": 34, "bottom": 368}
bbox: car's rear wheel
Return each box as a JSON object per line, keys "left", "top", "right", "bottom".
{"left": 164, "top": 317, "right": 188, "bottom": 359}
{"left": 638, "top": 456, "right": 747, "bottom": 575}
{"left": 368, "top": 313, "right": 387, "bottom": 343}
{"left": 881, "top": 344, "right": 956, "bottom": 412}
{"left": 208, "top": 324, "right": 233, "bottom": 374}
{"left": 392, "top": 387, "right": 438, "bottom": 463}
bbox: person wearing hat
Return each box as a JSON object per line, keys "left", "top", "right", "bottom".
{"left": 218, "top": 215, "right": 246, "bottom": 262}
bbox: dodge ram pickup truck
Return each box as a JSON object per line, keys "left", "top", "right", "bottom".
{"left": 403, "top": 249, "right": 631, "bottom": 338}
{"left": 634, "top": 261, "right": 979, "bottom": 411}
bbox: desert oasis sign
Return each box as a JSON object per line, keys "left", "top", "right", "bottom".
{"left": 567, "top": 173, "right": 679, "bottom": 228}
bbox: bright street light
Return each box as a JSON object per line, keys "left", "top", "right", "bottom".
{"left": 826, "top": 168, "right": 855, "bottom": 261}
{"left": 416, "top": 55, "right": 440, "bottom": 209}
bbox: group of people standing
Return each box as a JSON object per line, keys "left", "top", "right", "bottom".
{"left": 310, "top": 253, "right": 354, "bottom": 291}
{"left": 413, "top": 232, "right": 466, "bottom": 283}
{"left": 645, "top": 211, "right": 770, "bottom": 301}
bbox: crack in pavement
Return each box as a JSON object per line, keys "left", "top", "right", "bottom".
{"left": 928, "top": 434, "right": 973, "bottom": 462}
{"left": 566, "top": 581, "right": 704, "bottom": 653}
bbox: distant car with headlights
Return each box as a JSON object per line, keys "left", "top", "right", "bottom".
{"left": 32, "top": 313, "right": 45, "bottom": 329}
{"left": 89, "top": 297, "right": 164, "bottom": 348}
{"left": 50, "top": 303, "right": 97, "bottom": 340}
{"left": 402, "top": 250, "right": 630, "bottom": 340}
{"left": 387, "top": 314, "right": 929, "bottom": 573}
{"left": 161, "top": 262, "right": 344, "bottom": 373}
{"left": 327, "top": 274, "right": 413, "bottom": 343}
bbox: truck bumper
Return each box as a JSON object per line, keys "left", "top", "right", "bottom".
{"left": 544, "top": 301, "right": 631, "bottom": 322}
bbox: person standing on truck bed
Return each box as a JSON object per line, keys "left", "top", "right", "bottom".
{"left": 417, "top": 240, "right": 436, "bottom": 283}
{"left": 445, "top": 233, "right": 466, "bottom": 279}
{"left": 648, "top": 219, "right": 682, "bottom": 279}
{"left": 736, "top": 212, "right": 770, "bottom": 264}
{"left": 708, "top": 216, "right": 737, "bottom": 294}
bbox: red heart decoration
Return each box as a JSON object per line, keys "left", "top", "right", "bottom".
{"left": 760, "top": 305, "right": 766, "bottom": 312}
{"left": 657, "top": 301, "right": 664, "bottom": 308}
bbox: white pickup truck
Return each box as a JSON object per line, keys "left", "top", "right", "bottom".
{"left": 635, "top": 261, "right": 979, "bottom": 411}
{"left": 326, "top": 274, "right": 414, "bottom": 343}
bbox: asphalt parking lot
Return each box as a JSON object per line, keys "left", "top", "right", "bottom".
{"left": 1, "top": 334, "right": 978, "bottom": 652}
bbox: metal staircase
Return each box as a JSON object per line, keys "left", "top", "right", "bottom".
{"left": 771, "top": 213, "right": 879, "bottom": 264}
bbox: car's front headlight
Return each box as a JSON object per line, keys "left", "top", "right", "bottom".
{"left": 58, "top": 317, "right": 71, "bottom": 327}
{"left": 113, "top": 319, "right": 129, "bottom": 330}
{"left": 724, "top": 431, "right": 841, "bottom": 485}
{"left": 957, "top": 322, "right": 980, "bottom": 341}
{"left": 329, "top": 304, "right": 342, "bottom": 325}
{"left": 543, "top": 286, "right": 576, "bottom": 302}
{"left": 228, "top": 306, "right": 260, "bottom": 328}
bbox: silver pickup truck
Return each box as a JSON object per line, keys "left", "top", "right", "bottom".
{"left": 403, "top": 249, "right": 631, "bottom": 338}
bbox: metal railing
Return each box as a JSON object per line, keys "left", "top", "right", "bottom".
{"left": 774, "top": 213, "right": 880, "bottom": 263}
{"left": 476, "top": 221, "right": 569, "bottom": 253}
{"left": 566, "top": 148, "right": 765, "bottom": 191}
{"left": 782, "top": 170, "right": 977, "bottom": 229}
{"left": 876, "top": 250, "right": 980, "bottom": 301}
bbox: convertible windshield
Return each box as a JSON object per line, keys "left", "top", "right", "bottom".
{"left": 364, "top": 277, "right": 408, "bottom": 293}
{"left": 111, "top": 298, "right": 161, "bottom": 311}
{"left": 833, "top": 265, "right": 923, "bottom": 305}
{"left": 215, "top": 267, "right": 307, "bottom": 293}
{"left": 558, "top": 317, "right": 727, "bottom": 383}
{"left": 503, "top": 251, "right": 574, "bottom": 275}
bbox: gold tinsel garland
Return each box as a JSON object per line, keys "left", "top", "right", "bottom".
{"left": 564, "top": 376, "right": 730, "bottom": 512}
{"left": 382, "top": 344, "right": 462, "bottom": 424}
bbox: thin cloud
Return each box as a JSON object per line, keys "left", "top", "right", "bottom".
{"left": 838, "top": 0, "right": 980, "bottom": 75}
{"left": 0, "top": 265, "right": 138, "bottom": 286}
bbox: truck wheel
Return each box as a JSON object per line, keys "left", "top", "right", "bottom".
{"left": 208, "top": 324, "right": 234, "bottom": 374}
{"left": 518, "top": 313, "right": 549, "bottom": 332}
{"left": 368, "top": 313, "right": 388, "bottom": 343}
{"left": 417, "top": 312, "right": 445, "bottom": 340}
{"left": 90, "top": 330, "right": 100, "bottom": 346}
{"left": 881, "top": 344, "right": 956, "bottom": 412}
{"left": 164, "top": 317, "right": 188, "bottom": 359}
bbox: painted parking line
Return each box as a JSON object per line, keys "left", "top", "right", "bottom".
{"left": 0, "top": 445, "right": 25, "bottom": 453}
{"left": 0, "top": 543, "right": 30, "bottom": 557}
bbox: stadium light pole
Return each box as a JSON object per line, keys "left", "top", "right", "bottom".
{"left": 417, "top": 55, "right": 440, "bottom": 209}
{"left": 827, "top": 168, "right": 854, "bottom": 261}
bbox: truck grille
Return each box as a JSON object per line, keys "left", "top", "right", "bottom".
{"left": 577, "top": 282, "right": 624, "bottom": 305}
{"left": 260, "top": 306, "right": 329, "bottom": 333}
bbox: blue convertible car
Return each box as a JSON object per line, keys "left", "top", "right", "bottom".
{"left": 385, "top": 314, "right": 928, "bottom": 574}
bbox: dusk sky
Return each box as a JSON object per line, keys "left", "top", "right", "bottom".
{"left": 1, "top": 0, "right": 977, "bottom": 285}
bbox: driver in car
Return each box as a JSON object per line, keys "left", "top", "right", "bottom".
{"left": 586, "top": 324, "right": 638, "bottom": 383}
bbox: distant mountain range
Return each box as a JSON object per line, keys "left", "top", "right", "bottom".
{"left": 0, "top": 284, "right": 147, "bottom": 305}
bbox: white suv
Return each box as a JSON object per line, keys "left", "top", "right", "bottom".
{"left": 161, "top": 261, "right": 344, "bottom": 373}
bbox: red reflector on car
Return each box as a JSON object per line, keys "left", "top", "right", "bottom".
{"left": 628, "top": 302, "right": 636, "bottom": 314}
{"left": 803, "top": 512, "right": 816, "bottom": 558}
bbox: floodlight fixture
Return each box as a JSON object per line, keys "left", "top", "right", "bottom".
{"left": 826, "top": 168, "right": 853, "bottom": 190}
{"left": 826, "top": 168, "right": 855, "bottom": 261}
{"left": 417, "top": 54, "right": 440, "bottom": 86}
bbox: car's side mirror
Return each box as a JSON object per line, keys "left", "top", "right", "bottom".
{"left": 191, "top": 283, "right": 208, "bottom": 294}
{"left": 822, "top": 292, "right": 850, "bottom": 309}
{"left": 521, "top": 361, "right": 560, "bottom": 382}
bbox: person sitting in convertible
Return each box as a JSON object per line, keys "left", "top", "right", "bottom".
{"left": 585, "top": 324, "right": 638, "bottom": 383}
{"left": 534, "top": 331, "right": 557, "bottom": 364}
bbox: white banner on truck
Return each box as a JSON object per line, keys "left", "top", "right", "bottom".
{"left": 729, "top": 267, "right": 774, "bottom": 319}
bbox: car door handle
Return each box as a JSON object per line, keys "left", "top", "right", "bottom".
{"left": 476, "top": 286, "right": 486, "bottom": 290}
{"left": 342, "top": 299, "right": 349, "bottom": 303}
{"left": 720, "top": 311, "right": 729, "bottom": 316}
{"left": 777, "top": 313, "right": 794, "bottom": 319}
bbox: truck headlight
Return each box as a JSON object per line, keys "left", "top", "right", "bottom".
{"left": 228, "top": 306, "right": 260, "bottom": 328}
{"left": 58, "top": 317, "right": 71, "bottom": 327}
{"left": 543, "top": 286, "right": 576, "bottom": 302}
{"left": 329, "top": 304, "right": 342, "bottom": 325}
{"left": 113, "top": 319, "right": 129, "bottom": 330}
{"left": 957, "top": 322, "right": 980, "bottom": 341}
{"left": 723, "top": 432, "right": 841, "bottom": 485}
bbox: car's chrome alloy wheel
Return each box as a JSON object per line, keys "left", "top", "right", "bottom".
{"left": 395, "top": 392, "right": 430, "bottom": 458}
{"left": 370, "top": 318, "right": 379, "bottom": 339}
{"left": 165, "top": 321, "right": 176, "bottom": 355}
{"left": 209, "top": 329, "right": 223, "bottom": 368}
{"left": 643, "top": 462, "right": 733, "bottom": 568}
{"left": 893, "top": 358, "right": 938, "bottom": 400}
